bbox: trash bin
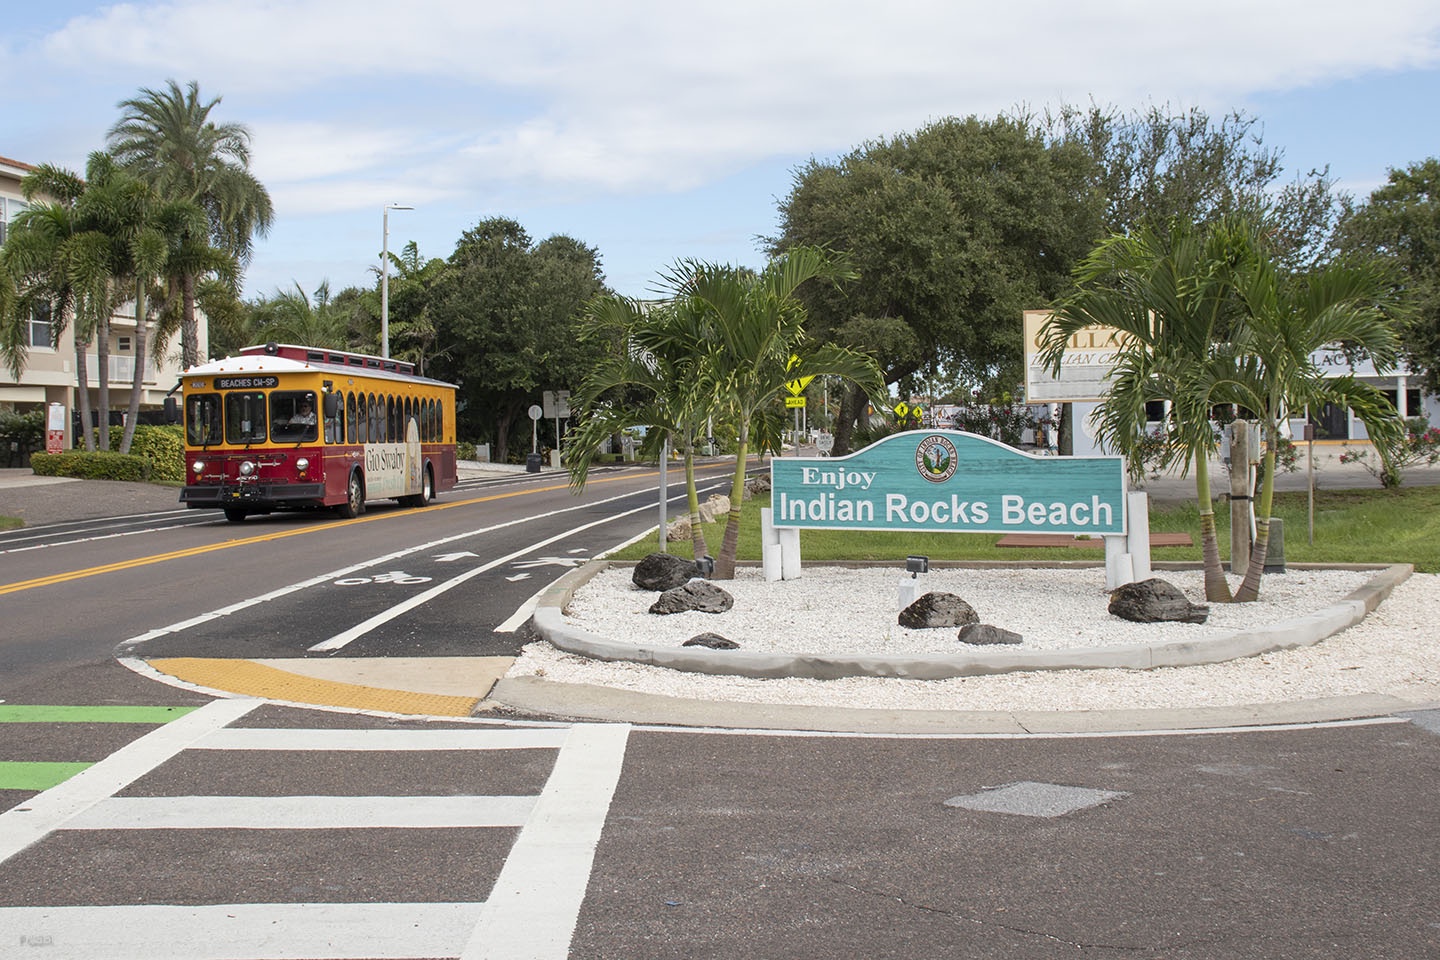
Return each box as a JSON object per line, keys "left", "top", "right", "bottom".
{"left": 526, "top": 453, "right": 542, "bottom": 473}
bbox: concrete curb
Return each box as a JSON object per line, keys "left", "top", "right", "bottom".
{"left": 488, "top": 677, "right": 1416, "bottom": 734}
{"left": 531, "top": 560, "right": 1413, "bottom": 681}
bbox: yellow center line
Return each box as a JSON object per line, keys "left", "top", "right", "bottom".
{"left": 0, "top": 464, "right": 737, "bottom": 596}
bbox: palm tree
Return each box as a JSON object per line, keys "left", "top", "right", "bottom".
{"left": 1041, "top": 220, "right": 1252, "bottom": 602}
{"left": 252, "top": 281, "right": 351, "bottom": 348}
{"left": 1, "top": 158, "right": 128, "bottom": 451}
{"left": 107, "top": 79, "right": 273, "bottom": 368}
{"left": 1225, "top": 232, "right": 1404, "bottom": 601}
{"left": 665, "top": 249, "right": 884, "bottom": 579}
{"left": 568, "top": 294, "right": 721, "bottom": 560}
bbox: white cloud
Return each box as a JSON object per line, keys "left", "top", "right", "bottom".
{"left": 23, "top": 0, "right": 1440, "bottom": 211}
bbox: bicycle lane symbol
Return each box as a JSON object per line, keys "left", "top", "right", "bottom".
{"left": 333, "top": 571, "right": 434, "bottom": 586}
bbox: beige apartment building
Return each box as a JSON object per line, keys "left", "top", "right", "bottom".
{"left": 1, "top": 154, "right": 198, "bottom": 444}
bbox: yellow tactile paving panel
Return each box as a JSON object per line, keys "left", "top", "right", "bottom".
{"left": 148, "top": 658, "right": 482, "bottom": 717}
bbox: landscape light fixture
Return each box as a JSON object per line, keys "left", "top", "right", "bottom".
{"left": 905, "top": 555, "right": 929, "bottom": 578}
{"left": 380, "top": 203, "right": 414, "bottom": 360}
{"left": 695, "top": 555, "right": 716, "bottom": 578}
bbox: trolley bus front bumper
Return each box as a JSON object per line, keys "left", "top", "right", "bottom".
{"left": 181, "top": 483, "right": 327, "bottom": 510}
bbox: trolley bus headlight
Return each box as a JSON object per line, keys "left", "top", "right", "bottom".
{"left": 295, "top": 457, "right": 310, "bottom": 474}
{"left": 192, "top": 460, "right": 205, "bottom": 475}
{"left": 239, "top": 460, "right": 257, "bottom": 477}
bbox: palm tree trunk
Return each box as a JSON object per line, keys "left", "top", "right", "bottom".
{"left": 714, "top": 432, "right": 749, "bottom": 579}
{"left": 683, "top": 430, "right": 709, "bottom": 560}
{"left": 1234, "top": 444, "right": 1277, "bottom": 602}
{"left": 74, "top": 342, "right": 95, "bottom": 452}
{"left": 182, "top": 271, "right": 200, "bottom": 369}
{"left": 120, "top": 281, "right": 147, "bottom": 455}
{"left": 96, "top": 313, "right": 111, "bottom": 451}
{"left": 1194, "top": 449, "right": 1233, "bottom": 602}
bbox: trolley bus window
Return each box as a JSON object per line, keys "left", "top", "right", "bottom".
{"left": 225, "top": 391, "right": 269, "bottom": 444}
{"left": 187, "top": 394, "right": 223, "bottom": 446}
{"left": 271, "top": 391, "right": 319, "bottom": 443}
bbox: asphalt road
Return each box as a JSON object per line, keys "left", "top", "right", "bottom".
{"left": 1, "top": 466, "right": 1438, "bottom": 959}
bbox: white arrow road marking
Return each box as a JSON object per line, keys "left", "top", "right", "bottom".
{"left": 308, "top": 499, "right": 662, "bottom": 653}
{"left": 506, "top": 573, "right": 532, "bottom": 582}
{"left": 510, "top": 555, "right": 588, "bottom": 570}
{"left": 435, "top": 551, "right": 479, "bottom": 562}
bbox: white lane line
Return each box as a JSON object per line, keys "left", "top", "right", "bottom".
{"left": 0, "top": 521, "right": 205, "bottom": 556}
{"left": 461, "top": 722, "right": 632, "bottom": 960}
{"left": 493, "top": 478, "right": 729, "bottom": 633}
{"left": 192, "top": 726, "right": 571, "bottom": 751}
{"left": 120, "top": 484, "right": 660, "bottom": 649}
{"left": 62, "top": 795, "right": 536, "bottom": 830}
{"left": 0, "top": 902, "right": 484, "bottom": 960}
{"left": 0, "top": 699, "right": 259, "bottom": 866}
{"left": 309, "top": 498, "right": 663, "bottom": 652}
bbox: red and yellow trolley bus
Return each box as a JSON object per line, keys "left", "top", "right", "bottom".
{"left": 178, "top": 343, "right": 458, "bottom": 521}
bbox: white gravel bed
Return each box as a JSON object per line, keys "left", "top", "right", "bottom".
{"left": 559, "top": 565, "right": 1374, "bottom": 654}
{"left": 508, "top": 568, "right": 1440, "bottom": 712}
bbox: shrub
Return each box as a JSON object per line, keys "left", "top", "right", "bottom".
{"left": 109, "top": 424, "right": 185, "bottom": 483}
{"left": 456, "top": 440, "right": 477, "bottom": 461}
{"left": 1339, "top": 416, "right": 1440, "bottom": 488}
{"left": 0, "top": 409, "right": 45, "bottom": 467}
{"left": 31, "top": 450, "right": 152, "bottom": 482}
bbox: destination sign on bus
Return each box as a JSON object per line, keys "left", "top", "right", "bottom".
{"left": 215, "top": 376, "right": 280, "bottom": 390}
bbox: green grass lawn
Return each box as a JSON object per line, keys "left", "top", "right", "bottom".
{"left": 612, "top": 486, "right": 1440, "bottom": 572}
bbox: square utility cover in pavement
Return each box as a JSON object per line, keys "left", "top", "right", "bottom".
{"left": 944, "top": 781, "right": 1128, "bottom": 818}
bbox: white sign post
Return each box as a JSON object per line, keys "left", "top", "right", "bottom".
{"left": 528, "top": 404, "right": 542, "bottom": 454}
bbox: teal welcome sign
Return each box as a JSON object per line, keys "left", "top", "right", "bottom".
{"left": 770, "top": 430, "right": 1126, "bottom": 535}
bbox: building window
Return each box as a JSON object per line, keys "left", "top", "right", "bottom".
{"left": 1, "top": 197, "right": 28, "bottom": 245}
{"left": 27, "top": 302, "right": 53, "bottom": 349}
{"left": 117, "top": 336, "right": 132, "bottom": 352}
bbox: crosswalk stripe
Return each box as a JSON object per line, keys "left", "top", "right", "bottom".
{"left": 62, "top": 794, "right": 537, "bottom": 830}
{"left": 462, "top": 722, "right": 632, "bottom": 960}
{"left": 0, "top": 901, "right": 485, "bottom": 960}
{"left": 192, "top": 726, "right": 570, "bottom": 752}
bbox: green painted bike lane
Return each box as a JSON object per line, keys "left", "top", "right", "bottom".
{"left": 0, "top": 705, "right": 199, "bottom": 792}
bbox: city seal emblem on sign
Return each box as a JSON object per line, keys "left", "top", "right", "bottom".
{"left": 915, "top": 434, "right": 959, "bottom": 483}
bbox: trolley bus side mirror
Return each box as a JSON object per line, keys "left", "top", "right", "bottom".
{"left": 323, "top": 393, "right": 341, "bottom": 420}
{"left": 163, "top": 397, "right": 180, "bottom": 424}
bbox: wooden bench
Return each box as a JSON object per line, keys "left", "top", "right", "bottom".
{"left": 995, "top": 532, "right": 1194, "bottom": 548}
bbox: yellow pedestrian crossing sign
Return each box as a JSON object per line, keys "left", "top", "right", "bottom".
{"left": 784, "top": 355, "right": 814, "bottom": 396}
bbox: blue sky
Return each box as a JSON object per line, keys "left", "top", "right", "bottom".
{"left": 5, "top": 1, "right": 1439, "bottom": 305}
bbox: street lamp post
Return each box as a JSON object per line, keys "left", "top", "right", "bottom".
{"left": 380, "top": 203, "right": 413, "bottom": 359}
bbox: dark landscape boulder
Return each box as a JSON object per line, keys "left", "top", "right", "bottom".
{"left": 957, "top": 623, "right": 1023, "bottom": 645}
{"left": 632, "top": 552, "right": 700, "bottom": 591}
{"left": 1108, "top": 578, "right": 1210, "bottom": 624}
{"left": 683, "top": 632, "right": 740, "bottom": 649}
{"left": 899, "top": 592, "right": 980, "bottom": 630}
{"left": 649, "top": 581, "right": 735, "bottom": 615}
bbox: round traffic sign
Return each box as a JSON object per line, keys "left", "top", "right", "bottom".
{"left": 528, "top": 404, "right": 543, "bottom": 420}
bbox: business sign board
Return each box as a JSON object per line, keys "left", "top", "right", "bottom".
{"left": 771, "top": 429, "right": 1126, "bottom": 535}
{"left": 1022, "top": 309, "right": 1136, "bottom": 403}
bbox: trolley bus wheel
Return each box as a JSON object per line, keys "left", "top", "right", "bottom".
{"left": 337, "top": 471, "right": 365, "bottom": 519}
{"left": 406, "top": 466, "right": 434, "bottom": 508}
{"left": 223, "top": 507, "right": 248, "bottom": 523}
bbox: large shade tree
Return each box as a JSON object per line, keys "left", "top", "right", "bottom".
{"left": 1336, "top": 158, "right": 1440, "bottom": 392}
{"left": 107, "top": 79, "right": 273, "bottom": 367}
{"left": 427, "top": 217, "right": 608, "bottom": 461}
{"left": 772, "top": 115, "right": 1102, "bottom": 453}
